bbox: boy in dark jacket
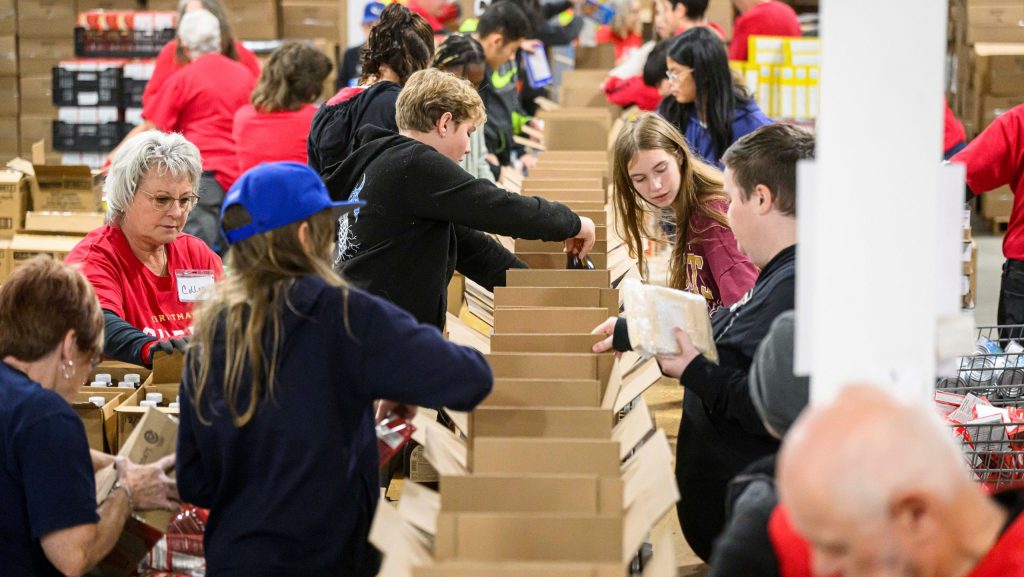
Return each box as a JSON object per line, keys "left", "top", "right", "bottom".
{"left": 325, "top": 68, "right": 595, "bottom": 329}
{"left": 594, "top": 123, "right": 814, "bottom": 560}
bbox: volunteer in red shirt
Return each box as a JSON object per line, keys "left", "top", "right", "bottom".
{"left": 609, "top": 112, "right": 758, "bottom": 314}
{"left": 729, "top": 0, "right": 801, "bottom": 61}
{"left": 944, "top": 98, "right": 967, "bottom": 160}
{"left": 144, "top": 8, "right": 256, "bottom": 252}
{"left": 407, "top": 0, "right": 456, "bottom": 32}
{"left": 777, "top": 384, "right": 1024, "bottom": 577}
{"left": 66, "top": 131, "right": 223, "bottom": 368}
{"left": 952, "top": 103, "right": 1024, "bottom": 326}
{"left": 143, "top": 0, "right": 260, "bottom": 110}
{"left": 655, "top": 0, "right": 727, "bottom": 41}
{"left": 233, "top": 42, "right": 332, "bottom": 173}
{"left": 596, "top": 0, "right": 643, "bottom": 62}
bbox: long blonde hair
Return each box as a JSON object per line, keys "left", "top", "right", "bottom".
{"left": 189, "top": 207, "right": 349, "bottom": 427}
{"left": 612, "top": 112, "right": 730, "bottom": 290}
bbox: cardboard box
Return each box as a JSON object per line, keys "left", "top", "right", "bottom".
{"left": 18, "top": 74, "right": 54, "bottom": 116}
{"left": 490, "top": 333, "right": 607, "bottom": 354}
{"left": 539, "top": 151, "right": 608, "bottom": 163}
{"left": 967, "top": 3, "right": 1024, "bottom": 43}
{"left": 18, "top": 116, "right": 56, "bottom": 155}
{"left": 515, "top": 239, "right": 610, "bottom": 254}
{"left": 72, "top": 389, "right": 128, "bottom": 452}
{"left": 90, "top": 361, "right": 150, "bottom": 385}
{"left": 482, "top": 378, "right": 605, "bottom": 407}
{"left": 517, "top": 252, "right": 608, "bottom": 270}
{"left": 414, "top": 562, "right": 628, "bottom": 577}
{"left": 0, "top": 0, "right": 13, "bottom": 36}
{"left": 471, "top": 437, "right": 622, "bottom": 475}
{"left": 486, "top": 352, "right": 614, "bottom": 381}
{"left": 0, "top": 75, "right": 16, "bottom": 116}
{"left": 0, "top": 35, "right": 16, "bottom": 76}
{"left": 440, "top": 474, "right": 624, "bottom": 514}
{"left": 223, "top": 0, "right": 280, "bottom": 39}
{"left": 0, "top": 237, "right": 9, "bottom": 282}
{"left": 493, "top": 307, "right": 611, "bottom": 334}
{"left": 8, "top": 155, "right": 103, "bottom": 212}
{"left": 281, "top": 1, "right": 346, "bottom": 44}
{"left": 17, "top": 0, "right": 76, "bottom": 38}
{"left": 982, "top": 184, "right": 1015, "bottom": 218}
{"left": 17, "top": 37, "right": 75, "bottom": 75}
{"left": 0, "top": 116, "right": 17, "bottom": 158}
{"left": 505, "top": 269, "right": 611, "bottom": 288}
{"left": 524, "top": 188, "right": 607, "bottom": 203}
{"left": 25, "top": 211, "right": 105, "bottom": 234}
{"left": 523, "top": 177, "right": 606, "bottom": 191}
{"left": 470, "top": 406, "right": 614, "bottom": 439}
{"left": 114, "top": 383, "right": 181, "bottom": 449}
{"left": 0, "top": 168, "right": 30, "bottom": 238}
{"left": 8, "top": 232, "right": 80, "bottom": 266}
{"left": 77, "top": 0, "right": 145, "bottom": 9}
{"left": 575, "top": 43, "right": 616, "bottom": 70}
{"left": 94, "top": 408, "right": 178, "bottom": 577}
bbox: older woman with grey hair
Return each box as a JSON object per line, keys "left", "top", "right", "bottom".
{"left": 112, "top": 8, "right": 256, "bottom": 252}
{"left": 65, "top": 131, "right": 223, "bottom": 368}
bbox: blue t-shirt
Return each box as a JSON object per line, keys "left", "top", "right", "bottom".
{"left": 0, "top": 361, "right": 99, "bottom": 577}
{"left": 657, "top": 97, "right": 772, "bottom": 169}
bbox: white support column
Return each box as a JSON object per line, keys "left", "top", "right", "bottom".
{"left": 796, "top": 0, "right": 964, "bottom": 404}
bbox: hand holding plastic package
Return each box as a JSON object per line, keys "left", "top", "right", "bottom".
{"left": 622, "top": 278, "right": 718, "bottom": 363}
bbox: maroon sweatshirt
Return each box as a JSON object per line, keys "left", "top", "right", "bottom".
{"left": 683, "top": 200, "right": 759, "bottom": 315}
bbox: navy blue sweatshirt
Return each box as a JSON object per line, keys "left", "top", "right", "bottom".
{"left": 176, "top": 276, "right": 492, "bottom": 577}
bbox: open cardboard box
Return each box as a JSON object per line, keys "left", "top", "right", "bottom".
{"left": 90, "top": 361, "right": 151, "bottom": 386}
{"left": 0, "top": 167, "right": 31, "bottom": 239}
{"left": 539, "top": 150, "right": 609, "bottom": 163}
{"left": 486, "top": 352, "right": 614, "bottom": 381}
{"left": 505, "top": 269, "right": 611, "bottom": 288}
{"left": 516, "top": 239, "right": 609, "bottom": 254}
{"left": 482, "top": 378, "right": 605, "bottom": 408}
{"left": 72, "top": 388, "right": 129, "bottom": 453}
{"left": 516, "top": 252, "right": 608, "bottom": 270}
{"left": 469, "top": 406, "right": 615, "bottom": 439}
{"left": 93, "top": 407, "right": 178, "bottom": 577}
{"left": 7, "top": 141, "right": 103, "bottom": 213}
{"left": 114, "top": 384, "right": 180, "bottom": 450}
{"left": 25, "top": 210, "right": 105, "bottom": 234}
{"left": 523, "top": 177, "right": 605, "bottom": 191}
{"left": 494, "top": 286, "right": 618, "bottom": 312}
{"left": 493, "top": 307, "right": 610, "bottom": 334}
{"left": 490, "top": 334, "right": 607, "bottom": 354}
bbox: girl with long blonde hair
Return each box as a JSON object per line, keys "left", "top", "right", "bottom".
{"left": 612, "top": 112, "right": 757, "bottom": 313}
{"left": 176, "top": 162, "right": 492, "bottom": 577}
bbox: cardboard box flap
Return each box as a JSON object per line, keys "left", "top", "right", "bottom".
{"left": 397, "top": 481, "right": 440, "bottom": 537}
{"left": 369, "top": 498, "right": 435, "bottom": 568}
{"left": 435, "top": 512, "right": 624, "bottom": 562}
{"left": 622, "top": 459, "right": 679, "bottom": 561}
{"left": 443, "top": 408, "right": 469, "bottom": 437}
{"left": 439, "top": 473, "right": 623, "bottom": 514}
{"left": 613, "top": 358, "right": 663, "bottom": 413}
{"left": 489, "top": 333, "right": 606, "bottom": 354}
{"left": 414, "top": 414, "right": 469, "bottom": 476}
{"left": 505, "top": 269, "right": 611, "bottom": 288}
{"left": 470, "top": 406, "right": 614, "bottom": 439}
{"left": 612, "top": 397, "right": 654, "bottom": 460}
{"left": 641, "top": 532, "right": 679, "bottom": 577}
{"left": 481, "top": 378, "right": 604, "bottom": 408}
{"left": 150, "top": 350, "right": 186, "bottom": 384}
{"left": 620, "top": 430, "right": 674, "bottom": 511}
{"left": 445, "top": 312, "right": 491, "bottom": 353}
{"left": 600, "top": 357, "right": 624, "bottom": 410}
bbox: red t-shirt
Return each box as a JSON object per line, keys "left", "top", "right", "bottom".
{"left": 143, "top": 40, "right": 260, "bottom": 117}
{"left": 944, "top": 98, "right": 967, "bottom": 156}
{"left": 407, "top": 0, "right": 444, "bottom": 32}
{"left": 728, "top": 1, "right": 802, "bottom": 61}
{"left": 603, "top": 75, "right": 662, "bottom": 111}
{"left": 951, "top": 104, "right": 1024, "bottom": 261}
{"left": 684, "top": 200, "right": 759, "bottom": 314}
{"left": 233, "top": 104, "right": 318, "bottom": 174}
{"left": 145, "top": 53, "right": 256, "bottom": 191}
{"left": 595, "top": 27, "right": 643, "bottom": 61}
{"left": 65, "top": 224, "right": 223, "bottom": 339}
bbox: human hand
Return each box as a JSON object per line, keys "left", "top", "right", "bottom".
{"left": 655, "top": 328, "right": 701, "bottom": 379}
{"left": 116, "top": 454, "right": 179, "bottom": 511}
{"left": 520, "top": 153, "right": 539, "bottom": 170}
{"left": 565, "top": 216, "right": 596, "bottom": 259}
{"left": 149, "top": 337, "right": 190, "bottom": 358}
{"left": 376, "top": 400, "right": 418, "bottom": 422}
{"left": 591, "top": 316, "right": 620, "bottom": 355}
{"left": 520, "top": 39, "right": 543, "bottom": 54}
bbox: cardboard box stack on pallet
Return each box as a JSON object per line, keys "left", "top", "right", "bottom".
{"left": 370, "top": 91, "right": 680, "bottom": 575}
{"left": 963, "top": 204, "right": 978, "bottom": 310}
{"left": 0, "top": 0, "right": 17, "bottom": 160}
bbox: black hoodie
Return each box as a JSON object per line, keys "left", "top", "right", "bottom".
{"left": 307, "top": 82, "right": 401, "bottom": 175}
{"left": 324, "top": 125, "right": 581, "bottom": 329}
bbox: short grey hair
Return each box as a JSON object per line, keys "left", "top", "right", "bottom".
{"left": 105, "top": 131, "right": 203, "bottom": 222}
{"left": 178, "top": 9, "right": 222, "bottom": 57}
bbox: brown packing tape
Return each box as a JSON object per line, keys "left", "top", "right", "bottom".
{"left": 470, "top": 437, "right": 622, "bottom": 475}
{"left": 505, "top": 269, "right": 611, "bottom": 288}
{"left": 493, "top": 307, "right": 611, "bottom": 334}
{"left": 435, "top": 512, "right": 625, "bottom": 562}
{"left": 481, "top": 378, "right": 604, "bottom": 408}
{"left": 469, "top": 406, "right": 614, "bottom": 439}
{"left": 440, "top": 473, "right": 623, "bottom": 514}
{"left": 490, "top": 333, "right": 606, "bottom": 354}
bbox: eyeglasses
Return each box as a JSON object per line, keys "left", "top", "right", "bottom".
{"left": 140, "top": 190, "right": 200, "bottom": 213}
{"left": 666, "top": 69, "right": 694, "bottom": 84}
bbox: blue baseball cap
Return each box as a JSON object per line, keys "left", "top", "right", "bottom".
{"left": 220, "top": 162, "right": 363, "bottom": 245}
{"left": 363, "top": 1, "right": 385, "bottom": 24}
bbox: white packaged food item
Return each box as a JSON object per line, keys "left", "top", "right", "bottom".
{"left": 124, "top": 373, "right": 141, "bottom": 384}
{"left": 95, "top": 374, "right": 112, "bottom": 384}
{"left": 88, "top": 396, "right": 106, "bottom": 408}
{"left": 140, "top": 400, "right": 158, "bottom": 408}
{"left": 146, "top": 393, "right": 164, "bottom": 404}
{"left": 621, "top": 278, "right": 718, "bottom": 362}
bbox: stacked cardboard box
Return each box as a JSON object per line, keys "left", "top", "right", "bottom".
{"left": 17, "top": 0, "right": 76, "bottom": 159}
{"left": 731, "top": 36, "right": 820, "bottom": 120}
{"left": 0, "top": 0, "right": 17, "bottom": 159}
{"left": 963, "top": 205, "right": 977, "bottom": 310}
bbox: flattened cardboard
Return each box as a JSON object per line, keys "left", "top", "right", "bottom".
{"left": 486, "top": 352, "right": 613, "bottom": 381}
{"left": 440, "top": 473, "right": 623, "bottom": 514}
{"left": 505, "top": 269, "right": 611, "bottom": 288}
{"left": 481, "top": 378, "right": 604, "bottom": 408}
{"left": 396, "top": 480, "right": 440, "bottom": 536}
{"left": 613, "top": 358, "right": 664, "bottom": 413}
{"left": 493, "top": 307, "right": 611, "bottom": 334}
{"left": 435, "top": 512, "right": 624, "bottom": 562}
{"left": 471, "top": 437, "right": 621, "bottom": 475}
{"left": 369, "top": 498, "right": 435, "bottom": 570}
{"left": 490, "top": 333, "right": 606, "bottom": 354}
{"left": 612, "top": 397, "right": 655, "bottom": 460}
{"left": 445, "top": 312, "right": 491, "bottom": 353}
{"left": 517, "top": 252, "right": 609, "bottom": 270}
{"left": 469, "top": 406, "right": 614, "bottom": 439}
{"left": 146, "top": 350, "right": 186, "bottom": 384}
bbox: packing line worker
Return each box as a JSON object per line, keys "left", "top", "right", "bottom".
{"left": 728, "top": 0, "right": 802, "bottom": 62}
{"left": 595, "top": 0, "right": 644, "bottom": 63}
{"left": 593, "top": 124, "right": 811, "bottom": 561}
{"left": 951, "top": 104, "right": 1024, "bottom": 327}
{"left": 777, "top": 384, "right": 1024, "bottom": 577}
{"left": 603, "top": 39, "right": 673, "bottom": 112}
{"left": 660, "top": 26, "right": 772, "bottom": 169}
{"left": 308, "top": 4, "right": 434, "bottom": 175}
{"left": 324, "top": 68, "right": 596, "bottom": 330}
{"left": 656, "top": 0, "right": 727, "bottom": 41}
{"left": 233, "top": 41, "right": 333, "bottom": 174}
{"left": 176, "top": 162, "right": 493, "bottom": 577}
{"left": 66, "top": 132, "right": 223, "bottom": 368}
{"left": 338, "top": 1, "right": 386, "bottom": 90}
{"left": 114, "top": 9, "right": 257, "bottom": 253}
{"left": 0, "top": 257, "right": 179, "bottom": 577}
{"left": 433, "top": 34, "right": 498, "bottom": 182}
{"left": 609, "top": 112, "right": 758, "bottom": 316}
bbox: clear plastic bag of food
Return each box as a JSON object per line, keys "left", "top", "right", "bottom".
{"left": 621, "top": 278, "right": 718, "bottom": 362}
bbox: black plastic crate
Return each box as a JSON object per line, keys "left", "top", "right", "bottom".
{"left": 122, "top": 77, "right": 147, "bottom": 108}
{"left": 75, "top": 27, "right": 175, "bottom": 59}
{"left": 52, "top": 65, "right": 123, "bottom": 107}
{"left": 52, "top": 120, "right": 128, "bottom": 152}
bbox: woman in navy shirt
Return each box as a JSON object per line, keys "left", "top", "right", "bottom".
{"left": 658, "top": 27, "right": 772, "bottom": 168}
{"left": 177, "top": 162, "right": 493, "bottom": 577}
{"left": 0, "top": 257, "right": 177, "bottom": 577}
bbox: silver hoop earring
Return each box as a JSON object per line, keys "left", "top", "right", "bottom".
{"left": 61, "top": 359, "right": 74, "bottom": 381}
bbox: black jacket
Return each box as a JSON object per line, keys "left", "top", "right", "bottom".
{"left": 324, "top": 125, "right": 581, "bottom": 329}
{"left": 479, "top": 68, "right": 516, "bottom": 167}
{"left": 337, "top": 44, "right": 363, "bottom": 90}
{"left": 307, "top": 81, "right": 400, "bottom": 175}
{"left": 708, "top": 454, "right": 781, "bottom": 577}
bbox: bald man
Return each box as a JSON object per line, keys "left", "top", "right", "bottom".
{"left": 777, "top": 385, "right": 1024, "bottom": 577}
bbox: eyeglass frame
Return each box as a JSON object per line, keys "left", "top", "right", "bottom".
{"left": 138, "top": 189, "right": 200, "bottom": 213}
{"left": 666, "top": 68, "right": 695, "bottom": 84}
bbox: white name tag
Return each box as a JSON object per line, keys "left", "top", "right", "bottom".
{"left": 175, "top": 269, "right": 216, "bottom": 302}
